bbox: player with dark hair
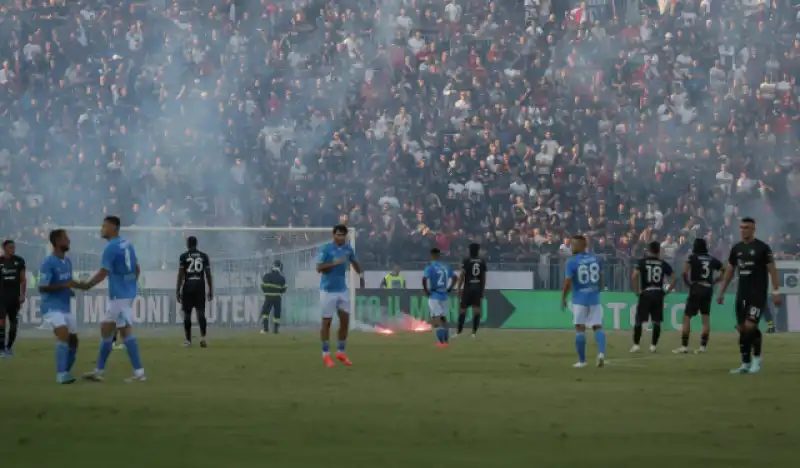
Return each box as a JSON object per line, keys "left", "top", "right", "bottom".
{"left": 455, "top": 243, "right": 487, "bottom": 339}
{"left": 631, "top": 241, "right": 676, "bottom": 353}
{"left": 177, "top": 236, "right": 213, "bottom": 347}
{"left": 81, "top": 216, "right": 146, "bottom": 382}
{"left": 39, "top": 229, "right": 80, "bottom": 383}
{"left": 261, "top": 260, "right": 287, "bottom": 334}
{"left": 673, "top": 238, "right": 723, "bottom": 354}
{"left": 0, "top": 240, "right": 26, "bottom": 357}
{"left": 316, "top": 224, "right": 365, "bottom": 367}
{"left": 717, "top": 217, "right": 781, "bottom": 374}
{"left": 423, "top": 248, "right": 457, "bottom": 347}
{"left": 562, "top": 235, "right": 606, "bottom": 368}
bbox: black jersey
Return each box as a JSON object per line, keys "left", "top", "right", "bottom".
{"left": 635, "top": 257, "right": 673, "bottom": 293}
{"left": 462, "top": 257, "right": 487, "bottom": 289}
{"left": 179, "top": 249, "right": 211, "bottom": 294}
{"left": 686, "top": 253, "right": 723, "bottom": 290}
{"left": 728, "top": 239, "right": 773, "bottom": 299}
{"left": 0, "top": 255, "right": 26, "bottom": 298}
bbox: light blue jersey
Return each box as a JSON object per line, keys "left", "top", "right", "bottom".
{"left": 566, "top": 253, "right": 602, "bottom": 306}
{"left": 317, "top": 242, "right": 356, "bottom": 293}
{"left": 39, "top": 254, "right": 73, "bottom": 315}
{"left": 102, "top": 237, "right": 138, "bottom": 300}
{"left": 424, "top": 261, "right": 454, "bottom": 301}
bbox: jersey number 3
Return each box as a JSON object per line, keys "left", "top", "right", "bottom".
{"left": 577, "top": 263, "right": 600, "bottom": 284}
{"left": 186, "top": 258, "right": 204, "bottom": 273}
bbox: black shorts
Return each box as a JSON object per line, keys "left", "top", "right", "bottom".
{"left": 735, "top": 295, "right": 767, "bottom": 326}
{"left": 0, "top": 297, "right": 21, "bottom": 320}
{"left": 684, "top": 289, "right": 713, "bottom": 317}
{"left": 181, "top": 292, "right": 206, "bottom": 314}
{"left": 460, "top": 287, "right": 483, "bottom": 310}
{"left": 637, "top": 291, "right": 665, "bottom": 323}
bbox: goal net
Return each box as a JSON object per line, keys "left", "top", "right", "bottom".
{"left": 21, "top": 227, "right": 360, "bottom": 337}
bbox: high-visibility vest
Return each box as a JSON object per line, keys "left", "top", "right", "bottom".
{"left": 384, "top": 274, "right": 405, "bottom": 289}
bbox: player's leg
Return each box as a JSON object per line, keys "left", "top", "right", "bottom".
{"left": 5, "top": 303, "right": 19, "bottom": 356}
{"left": 456, "top": 293, "right": 468, "bottom": 337}
{"left": 182, "top": 298, "right": 194, "bottom": 346}
{"left": 572, "top": 304, "right": 588, "bottom": 367}
{"left": 650, "top": 298, "right": 664, "bottom": 352}
{"left": 43, "top": 313, "right": 76, "bottom": 384}
{"left": 0, "top": 304, "right": 7, "bottom": 357}
{"left": 320, "top": 292, "right": 336, "bottom": 366}
{"left": 84, "top": 320, "right": 117, "bottom": 381}
{"left": 696, "top": 297, "right": 712, "bottom": 354}
{"left": 746, "top": 300, "right": 765, "bottom": 373}
{"left": 470, "top": 297, "right": 482, "bottom": 337}
{"left": 731, "top": 299, "right": 754, "bottom": 374}
{"left": 676, "top": 298, "right": 697, "bottom": 354}
{"left": 429, "top": 298, "right": 447, "bottom": 347}
{"left": 272, "top": 298, "right": 282, "bottom": 334}
{"left": 334, "top": 294, "right": 352, "bottom": 365}
{"left": 587, "top": 304, "right": 606, "bottom": 366}
{"left": 196, "top": 299, "right": 208, "bottom": 347}
{"left": 67, "top": 332, "right": 79, "bottom": 373}
{"left": 115, "top": 303, "right": 145, "bottom": 381}
{"left": 631, "top": 296, "right": 648, "bottom": 352}
{"left": 439, "top": 316, "right": 449, "bottom": 343}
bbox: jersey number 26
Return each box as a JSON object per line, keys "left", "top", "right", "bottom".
{"left": 186, "top": 258, "right": 204, "bottom": 273}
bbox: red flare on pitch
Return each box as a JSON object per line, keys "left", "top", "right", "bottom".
{"left": 404, "top": 316, "right": 432, "bottom": 332}
{"left": 375, "top": 326, "right": 395, "bottom": 335}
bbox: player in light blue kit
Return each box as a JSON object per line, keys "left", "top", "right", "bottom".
{"left": 39, "top": 229, "right": 81, "bottom": 384}
{"left": 80, "top": 216, "right": 146, "bottom": 382}
{"left": 316, "top": 224, "right": 365, "bottom": 367}
{"left": 423, "top": 248, "right": 457, "bottom": 348}
{"left": 562, "top": 235, "right": 607, "bottom": 368}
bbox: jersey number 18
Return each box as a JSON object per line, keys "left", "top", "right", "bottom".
{"left": 645, "top": 265, "right": 663, "bottom": 284}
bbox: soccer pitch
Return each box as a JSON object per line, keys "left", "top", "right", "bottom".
{"left": 2, "top": 330, "right": 799, "bottom": 468}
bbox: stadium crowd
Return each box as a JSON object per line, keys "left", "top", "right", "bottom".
{"left": 2, "top": 0, "right": 800, "bottom": 279}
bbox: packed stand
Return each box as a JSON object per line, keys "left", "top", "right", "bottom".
{"left": 1, "top": 0, "right": 800, "bottom": 289}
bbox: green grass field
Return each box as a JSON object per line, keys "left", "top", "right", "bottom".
{"left": 1, "top": 330, "right": 799, "bottom": 468}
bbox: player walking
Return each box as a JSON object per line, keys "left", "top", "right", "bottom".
{"left": 0, "top": 240, "right": 26, "bottom": 357}
{"left": 261, "top": 260, "right": 287, "bottom": 334}
{"left": 81, "top": 216, "right": 146, "bottom": 382}
{"left": 423, "top": 248, "right": 457, "bottom": 348}
{"left": 315, "top": 225, "right": 364, "bottom": 367}
{"left": 455, "top": 243, "right": 487, "bottom": 339}
{"left": 673, "top": 239, "right": 723, "bottom": 354}
{"left": 177, "top": 236, "right": 213, "bottom": 347}
{"left": 38, "top": 230, "right": 80, "bottom": 384}
{"left": 717, "top": 217, "right": 781, "bottom": 374}
{"left": 631, "top": 242, "right": 676, "bottom": 353}
{"left": 562, "top": 235, "right": 606, "bottom": 368}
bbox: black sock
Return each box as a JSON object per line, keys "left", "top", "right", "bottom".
{"left": 700, "top": 331, "right": 709, "bottom": 347}
{"left": 0, "top": 319, "right": 6, "bottom": 350}
{"left": 472, "top": 315, "right": 480, "bottom": 334}
{"left": 197, "top": 313, "right": 207, "bottom": 338}
{"left": 752, "top": 328, "right": 763, "bottom": 357}
{"left": 457, "top": 314, "right": 466, "bottom": 334}
{"left": 633, "top": 324, "right": 643, "bottom": 345}
{"left": 739, "top": 330, "right": 752, "bottom": 364}
{"left": 652, "top": 323, "right": 662, "bottom": 346}
{"left": 681, "top": 331, "right": 689, "bottom": 347}
{"left": 183, "top": 315, "right": 192, "bottom": 342}
{"left": 7, "top": 318, "right": 17, "bottom": 349}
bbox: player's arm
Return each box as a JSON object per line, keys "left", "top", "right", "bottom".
{"left": 38, "top": 263, "right": 75, "bottom": 292}
{"left": 84, "top": 246, "right": 113, "bottom": 290}
{"left": 422, "top": 273, "right": 430, "bottom": 296}
{"left": 204, "top": 253, "right": 213, "bottom": 300}
{"left": 348, "top": 249, "right": 365, "bottom": 288}
{"left": 19, "top": 259, "right": 26, "bottom": 302}
{"left": 664, "top": 262, "right": 676, "bottom": 293}
{"left": 718, "top": 248, "right": 737, "bottom": 297}
{"left": 315, "top": 249, "right": 342, "bottom": 272}
{"left": 480, "top": 261, "right": 487, "bottom": 293}
{"left": 457, "top": 266, "right": 466, "bottom": 292}
{"left": 682, "top": 260, "right": 691, "bottom": 286}
{"left": 380, "top": 277, "right": 387, "bottom": 288}
{"left": 765, "top": 245, "right": 781, "bottom": 304}
{"left": 712, "top": 258, "right": 724, "bottom": 285}
{"left": 448, "top": 268, "right": 458, "bottom": 292}
{"left": 176, "top": 255, "right": 186, "bottom": 302}
{"left": 561, "top": 260, "right": 573, "bottom": 308}
{"left": 631, "top": 264, "right": 640, "bottom": 296}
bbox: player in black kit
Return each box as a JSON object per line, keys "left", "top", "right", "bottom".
{"left": 673, "top": 238, "right": 723, "bottom": 355}
{"left": 0, "top": 240, "right": 26, "bottom": 357}
{"left": 176, "top": 236, "right": 213, "bottom": 348}
{"left": 630, "top": 242, "right": 676, "bottom": 353}
{"left": 455, "top": 243, "right": 487, "bottom": 339}
{"left": 717, "top": 218, "right": 781, "bottom": 374}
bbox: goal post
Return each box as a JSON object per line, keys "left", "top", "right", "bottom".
{"left": 42, "top": 226, "right": 359, "bottom": 334}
